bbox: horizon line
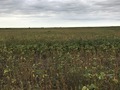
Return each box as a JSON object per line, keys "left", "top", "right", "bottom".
{"left": 0, "top": 25, "right": 120, "bottom": 29}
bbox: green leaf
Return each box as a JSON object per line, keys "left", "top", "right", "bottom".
{"left": 82, "top": 86, "right": 89, "bottom": 90}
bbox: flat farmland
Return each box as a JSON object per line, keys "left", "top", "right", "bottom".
{"left": 0, "top": 27, "right": 120, "bottom": 90}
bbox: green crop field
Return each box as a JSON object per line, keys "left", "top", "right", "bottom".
{"left": 0, "top": 27, "right": 120, "bottom": 90}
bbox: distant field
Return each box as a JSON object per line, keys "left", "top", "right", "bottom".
{"left": 0, "top": 27, "right": 120, "bottom": 42}
{"left": 0, "top": 27, "right": 120, "bottom": 90}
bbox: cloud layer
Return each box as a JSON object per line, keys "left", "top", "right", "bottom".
{"left": 0, "top": 0, "right": 120, "bottom": 27}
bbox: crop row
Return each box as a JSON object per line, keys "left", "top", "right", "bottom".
{"left": 0, "top": 39, "right": 120, "bottom": 90}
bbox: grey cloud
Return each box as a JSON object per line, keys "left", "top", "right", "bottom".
{"left": 0, "top": 0, "right": 92, "bottom": 15}
{"left": 0, "top": 0, "right": 120, "bottom": 20}
{"left": 94, "top": 0, "right": 120, "bottom": 13}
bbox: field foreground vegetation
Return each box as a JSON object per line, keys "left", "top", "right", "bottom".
{"left": 0, "top": 27, "right": 120, "bottom": 90}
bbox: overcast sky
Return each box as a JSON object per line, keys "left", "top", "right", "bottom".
{"left": 0, "top": 0, "right": 120, "bottom": 27}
